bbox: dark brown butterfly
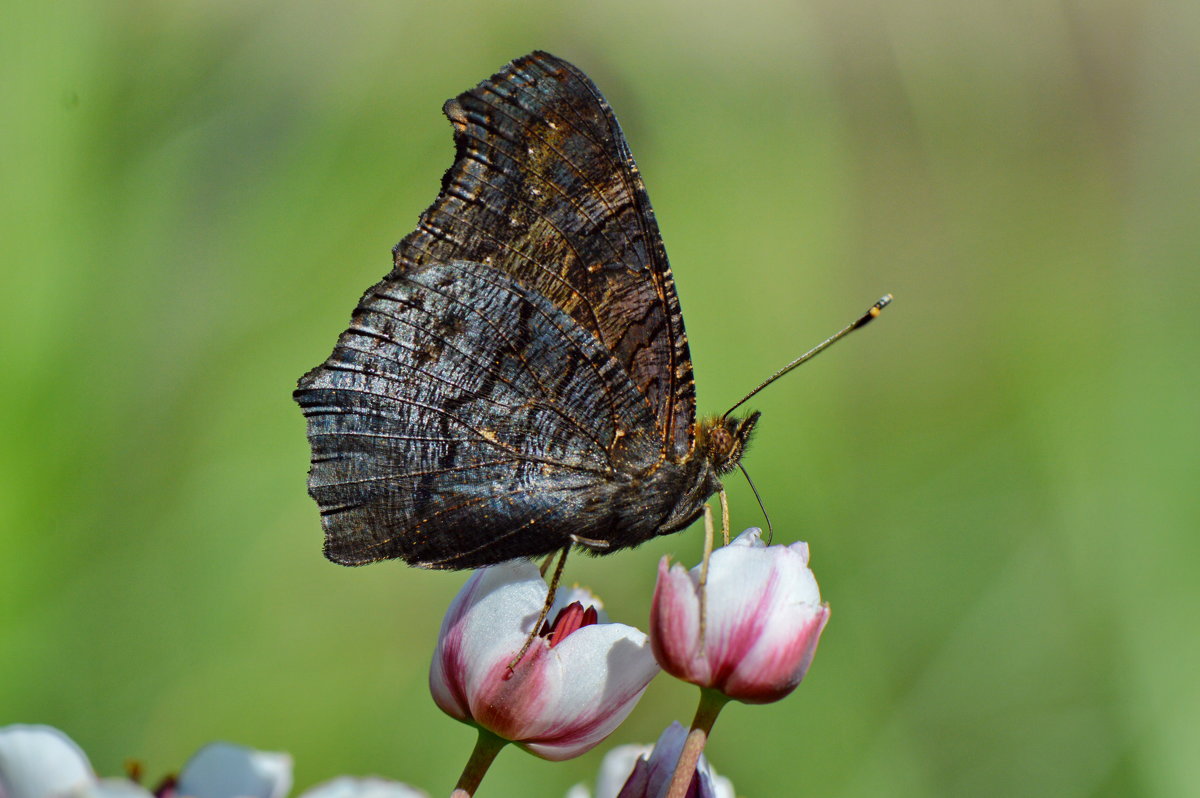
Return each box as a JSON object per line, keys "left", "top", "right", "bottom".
{"left": 295, "top": 52, "right": 875, "bottom": 571}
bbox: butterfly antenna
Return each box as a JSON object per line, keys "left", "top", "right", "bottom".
{"left": 723, "top": 294, "right": 893, "bottom": 420}
{"left": 737, "top": 462, "right": 773, "bottom": 544}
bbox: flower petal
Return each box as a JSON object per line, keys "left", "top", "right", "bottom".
{"left": 723, "top": 602, "right": 829, "bottom": 702}
{"left": 297, "top": 776, "right": 427, "bottom": 798}
{"left": 0, "top": 725, "right": 94, "bottom": 798}
{"left": 75, "top": 780, "right": 155, "bottom": 798}
{"left": 707, "top": 772, "right": 736, "bottom": 798}
{"left": 705, "top": 541, "right": 824, "bottom": 701}
{"left": 650, "top": 530, "right": 829, "bottom": 703}
{"left": 617, "top": 722, "right": 686, "bottom": 798}
{"left": 176, "top": 743, "right": 292, "bottom": 798}
{"left": 516, "top": 624, "right": 659, "bottom": 760}
{"left": 430, "top": 562, "right": 545, "bottom": 721}
{"left": 728, "top": 527, "right": 765, "bottom": 548}
{"left": 588, "top": 743, "right": 652, "bottom": 798}
{"left": 550, "top": 584, "right": 608, "bottom": 624}
{"left": 648, "top": 558, "right": 705, "bottom": 685}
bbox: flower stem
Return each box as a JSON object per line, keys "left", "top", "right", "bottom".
{"left": 666, "top": 688, "right": 729, "bottom": 798}
{"left": 450, "top": 728, "right": 507, "bottom": 798}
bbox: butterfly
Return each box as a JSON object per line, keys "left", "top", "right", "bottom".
{"left": 295, "top": 51, "right": 871, "bottom": 571}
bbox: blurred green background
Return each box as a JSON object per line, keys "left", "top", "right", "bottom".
{"left": 3, "top": 0, "right": 1197, "bottom": 795}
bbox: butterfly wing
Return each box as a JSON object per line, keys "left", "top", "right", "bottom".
{"left": 393, "top": 51, "right": 697, "bottom": 459}
{"left": 296, "top": 261, "right": 665, "bottom": 569}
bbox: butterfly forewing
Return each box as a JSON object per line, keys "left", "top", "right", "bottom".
{"left": 392, "top": 51, "right": 696, "bottom": 458}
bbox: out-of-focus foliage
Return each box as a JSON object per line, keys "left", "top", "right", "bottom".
{"left": 2, "top": 1, "right": 1197, "bottom": 796}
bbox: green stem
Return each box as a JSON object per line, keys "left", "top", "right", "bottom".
{"left": 665, "top": 688, "right": 729, "bottom": 798}
{"left": 450, "top": 729, "right": 507, "bottom": 798}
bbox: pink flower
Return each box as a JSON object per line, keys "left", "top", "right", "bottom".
{"left": 650, "top": 528, "right": 830, "bottom": 704}
{"left": 430, "top": 561, "right": 660, "bottom": 761}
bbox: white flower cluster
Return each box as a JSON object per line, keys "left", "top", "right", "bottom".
{"left": 0, "top": 726, "right": 426, "bottom": 798}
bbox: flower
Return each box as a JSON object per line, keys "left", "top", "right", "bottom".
{"left": 565, "top": 722, "right": 734, "bottom": 798}
{"left": 429, "top": 561, "right": 660, "bottom": 761}
{"left": 650, "top": 528, "right": 830, "bottom": 703}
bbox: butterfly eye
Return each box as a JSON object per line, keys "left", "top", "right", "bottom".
{"left": 709, "top": 426, "right": 734, "bottom": 458}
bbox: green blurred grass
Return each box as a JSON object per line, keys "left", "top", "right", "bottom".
{"left": 2, "top": 1, "right": 1197, "bottom": 796}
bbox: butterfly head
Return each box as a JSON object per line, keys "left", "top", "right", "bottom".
{"left": 699, "top": 411, "right": 760, "bottom": 475}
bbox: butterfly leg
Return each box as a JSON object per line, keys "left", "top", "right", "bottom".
{"left": 508, "top": 546, "right": 570, "bottom": 672}
{"left": 719, "top": 488, "right": 731, "bottom": 546}
{"left": 695, "top": 502, "right": 716, "bottom": 653}
{"left": 569, "top": 533, "right": 612, "bottom": 551}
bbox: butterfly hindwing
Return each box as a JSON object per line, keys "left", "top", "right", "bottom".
{"left": 296, "top": 261, "right": 664, "bottom": 569}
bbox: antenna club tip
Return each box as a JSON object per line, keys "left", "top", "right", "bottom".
{"left": 853, "top": 293, "right": 893, "bottom": 329}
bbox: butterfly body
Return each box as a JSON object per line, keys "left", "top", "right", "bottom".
{"left": 296, "top": 52, "right": 757, "bottom": 569}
